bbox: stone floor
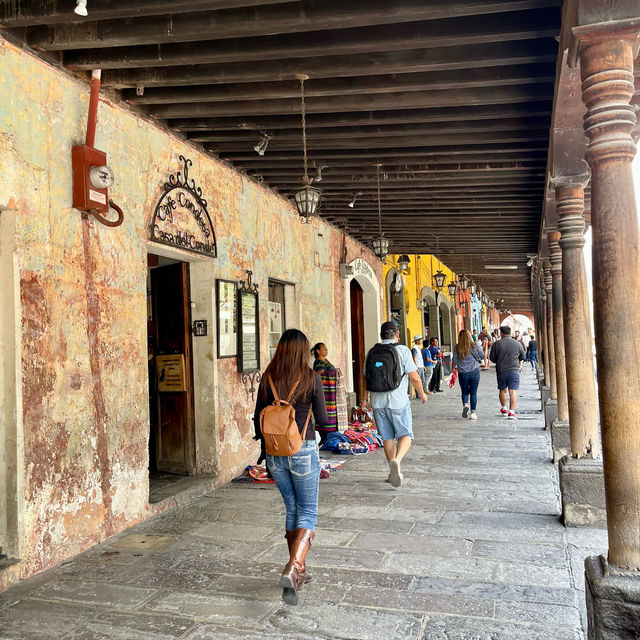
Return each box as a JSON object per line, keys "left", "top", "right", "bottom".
{"left": 0, "top": 366, "right": 608, "bottom": 639}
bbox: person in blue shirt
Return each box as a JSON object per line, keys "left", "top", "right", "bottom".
{"left": 428, "top": 337, "right": 444, "bottom": 392}
{"left": 421, "top": 340, "right": 436, "bottom": 394}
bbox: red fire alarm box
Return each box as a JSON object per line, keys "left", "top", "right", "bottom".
{"left": 72, "top": 145, "right": 111, "bottom": 213}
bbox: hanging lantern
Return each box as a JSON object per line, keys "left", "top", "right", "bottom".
{"left": 469, "top": 282, "right": 477, "bottom": 296}
{"left": 293, "top": 74, "right": 322, "bottom": 219}
{"left": 447, "top": 281, "right": 457, "bottom": 297}
{"left": 433, "top": 270, "right": 447, "bottom": 290}
{"left": 293, "top": 184, "right": 322, "bottom": 217}
{"left": 398, "top": 254, "right": 410, "bottom": 271}
{"left": 372, "top": 234, "right": 389, "bottom": 261}
{"left": 459, "top": 275, "right": 469, "bottom": 290}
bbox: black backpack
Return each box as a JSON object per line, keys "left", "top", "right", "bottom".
{"left": 365, "top": 343, "right": 403, "bottom": 392}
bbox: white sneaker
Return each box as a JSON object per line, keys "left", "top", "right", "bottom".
{"left": 469, "top": 412, "right": 478, "bottom": 420}
{"left": 462, "top": 404, "right": 469, "bottom": 418}
{"left": 388, "top": 459, "right": 402, "bottom": 488}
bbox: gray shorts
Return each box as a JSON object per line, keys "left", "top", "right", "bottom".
{"left": 372, "top": 405, "right": 414, "bottom": 441}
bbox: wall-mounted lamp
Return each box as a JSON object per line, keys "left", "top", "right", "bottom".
{"left": 347, "top": 192, "right": 361, "bottom": 208}
{"left": 447, "top": 281, "right": 457, "bottom": 297}
{"left": 253, "top": 131, "right": 271, "bottom": 156}
{"left": 398, "top": 254, "right": 411, "bottom": 271}
{"left": 417, "top": 299, "right": 428, "bottom": 310}
{"left": 74, "top": 0, "right": 88, "bottom": 16}
{"left": 433, "top": 270, "right": 447, "bottom": 290}
{"left": 459, "top": 275, "right": 469, "bottom": 291}
{"left": 469, "top": 282, "right": 477, "bottom": 296}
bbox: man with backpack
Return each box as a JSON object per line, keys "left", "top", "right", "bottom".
{"left": 361, "top": 321, "right": 427, "bottom": 488}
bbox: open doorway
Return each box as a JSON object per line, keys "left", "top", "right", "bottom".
{"left": 350, "top": 279, "right": 366, "bottom": 404}
{"left": 147, "top": 254, "right": 196, "bottom": 482}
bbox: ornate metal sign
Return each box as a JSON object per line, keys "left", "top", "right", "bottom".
{"left": 150, "top": 156, "right": 217, "bottom": 257}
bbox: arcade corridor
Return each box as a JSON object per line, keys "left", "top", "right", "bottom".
{"left": 0, "top": 368, "right": 603, "bottom": 639}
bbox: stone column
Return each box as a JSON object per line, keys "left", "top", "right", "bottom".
{"left": 556, "top": 182, "right": 605, "bottom": 527}
{"left": 580, "top": 38, "right": 640, "bottom": 571}
{"left": 543, "top": 261, "right": 559, "bottom": 429}
{"left": 548, "top": 231, "right": 569, "bottom": 422}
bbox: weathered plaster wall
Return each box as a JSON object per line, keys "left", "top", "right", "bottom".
{"left": 0, "top": 38, "right": 381, "bottom": 586}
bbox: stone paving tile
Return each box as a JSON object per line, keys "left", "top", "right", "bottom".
{"left": 382, "top": 552, "right": 501, "bottom": 581}
{"left": 264, "top": 602, "right": 425, "bottom": 639}
{"left": 421, "top": 615, "right": 582, "bottom": 640}
{"left": 471, "top": 539, "right": 567, "bottom": 565}
{"left": 142, "top": 590, "right": 278, "bottom": 623}
{"left": 494, "top": 598, "right": 582, "bottom": 627}
{"left": 0, "top": 600, "right": 92, "bottom": 640}
{"left": 30, "top": 580, "right": 159, "bottom": 609}
{"left": 350, "top": 531, "right": 472, "bottom": 557}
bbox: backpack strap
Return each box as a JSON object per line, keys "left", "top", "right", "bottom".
{"left": 301, "top": 407, "right": 312, "bottom": 440}
{"left": 267, "top": 374, "right": 281, "bottom": 403}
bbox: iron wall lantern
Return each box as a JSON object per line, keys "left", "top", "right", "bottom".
{"left": 447, "top": 281, "right": 458, "bottom": 297}
{"left": 398, "top": 254, "right": 411, "bottom": 271}
{"left": 433, "top": 270, "right": 447, "bottom": 290}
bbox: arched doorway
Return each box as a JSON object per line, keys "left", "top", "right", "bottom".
{"left": 350, "top": 280, "right": 366, "bottom": 404}
{"left": 344, "top": 259, "right": 381, "bottom": 404}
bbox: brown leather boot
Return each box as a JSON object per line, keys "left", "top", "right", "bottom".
{"left": 285, "top": 529, "right": 312, "bottom": 585}
{"left": 280, "top": 528, "right": 314, "bottom": 605}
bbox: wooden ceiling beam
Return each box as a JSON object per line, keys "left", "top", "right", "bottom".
{"left": 124, "top": 64, "right": 555, "bottom": 105}
{"left": 66, "top": 10, "right": 558, "bottom": 69}
{"left": 0, "top": 0, "right": 294, "bottom": 26}
{"left": 167, "top": 102, "right": 552, "bottom": 131}
{"left": 101, "top": 39, "right": 558, "bottom": 88}
{"left": 24, "top": 0, "right": 561, "bottom": 50}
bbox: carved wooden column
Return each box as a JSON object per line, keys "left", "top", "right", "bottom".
{"left": 556, "top": 183, "right": 600, "bottom": 457}
{"left": 548, "top": 231, "right": 569, "bottom": 422}
{"left": 543, "top": 261, "right": 557, "bottom": 400}
{"left": 581, "top": 38, "right": 640, "bottom": 570}
{"left": 540, "top": 278, "right": 551, "bottom": 388}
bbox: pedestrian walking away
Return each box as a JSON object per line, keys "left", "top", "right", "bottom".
{"left": 452, "top": 329, "right": 484, "bottom": 420}
{"left": 362, "top": 321, "right": 427, "bottom": 488}
{"left": 411, "top": 335, "right": 425, "bottom": 399}
{"left": 253, "top": 329, "right": 328, "bottom": 605}
{"left": 489, "top": 325, "right": 526, "bottom": 419}
{"left": 527, "top": 335, "right": 539, "bottom": 370}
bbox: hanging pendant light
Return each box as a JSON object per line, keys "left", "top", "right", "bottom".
{"left": 433, "top": 270, "right": 447, "bottom": 290}
{"left": 447, "top": 281, "right": 458, "bottom": 297}
{"left": 371, "top": 163, "right": 389, "bottom": 261}
{"left": 293, "top": 74, "right": 321, "bottom": 219}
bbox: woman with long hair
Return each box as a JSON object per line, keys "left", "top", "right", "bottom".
{"left": 452, "top": 329, "right": 484, "bottom": 420}
{"left": 253, "top": 329, "right": 328, "bottom": 606}
{"left": 311, "top": 342, "right": 338, "bottom": 444}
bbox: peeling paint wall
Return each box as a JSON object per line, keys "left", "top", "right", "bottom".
{"left": 0, "top": 39, "right": 382, "bottom": 587}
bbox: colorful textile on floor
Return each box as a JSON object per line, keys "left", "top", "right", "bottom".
{"left": 335, "top": 368, "right": 349, "bottom": 430}
{"left": 231, "top": 465, "right": 275, "bottom": 483}
{"left": 313, "top": 358, "right": 338, "bottom": 434}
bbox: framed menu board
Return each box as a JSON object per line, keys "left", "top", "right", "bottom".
{"left": 237, "top": 289, "right": 260, "bottom": 373}
{"left": 216, "top": 279, "right": 237, "bottom": 358}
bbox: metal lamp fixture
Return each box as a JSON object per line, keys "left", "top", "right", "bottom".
{"left": 253, "top": 131, "right": 271, "bottom": 156}
{"left": 293, "top": 74, "right": 321, "bottom": 219}
{"left": 348, "top": 192, "right": 361, "bottom": 208}
{"left": 74, "top": 0, "right": 88, "bottom": 15}
{"left": 433, "top": 270, "right": 447, "bottom": 290}
{"left": 447, "top": 281, "right": 457, "bottom": 297}
{"left": 398, "top": 254, "right": 411, "bottom": 271}
{"left": 371, "top": 163, "right": 389, "bottom": 261}
{"left": 469, "top": 282, "right": 477, "bottom": 296}
{"left": 459, "top": 274, "right": 469, "bottom": 291}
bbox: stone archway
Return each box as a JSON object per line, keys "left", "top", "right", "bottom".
{"left": 344, "top": 258, "right": 381, "bottom": 397}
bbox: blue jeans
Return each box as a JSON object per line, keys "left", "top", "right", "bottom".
{"left": 266, "top": 440, "right": 320, "bottom": 531}
{"left": 458, "top": 369, "right": 481, "bottom": 411}
{"left": 529, "top": 350, "right": 538, "bottom": 368}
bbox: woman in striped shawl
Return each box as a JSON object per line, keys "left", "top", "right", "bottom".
{"left": 311, "top": 343, "right": 338, "bottom": 444}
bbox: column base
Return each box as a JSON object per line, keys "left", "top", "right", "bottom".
{"left": 558, "top": 455, "right": 606, "bottom": 528}
{"left": 585, "top": 555, "right": 640, "bottom": 639}
{"left": 540, "top": 385, "right": 551, "bottom": 410}
{"left": 551, "top": 420, "right": 571, "bottom": 463}
{"left": 544, "top": 398, "right": 558, "bottom": 429}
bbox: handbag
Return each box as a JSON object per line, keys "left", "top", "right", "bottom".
{"left": 449, "top": 367, "right": 458, "bottom": 388}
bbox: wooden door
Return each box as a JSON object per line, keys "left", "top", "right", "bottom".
{"left": 150, "top": 262, "right": 195, "bottom": 474}
{"left": 350, "top": 280, "right": 366, "bottom": 405}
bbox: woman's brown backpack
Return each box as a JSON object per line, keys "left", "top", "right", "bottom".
{"left": 260, "top": 375, "right": 311, "bottom": 456}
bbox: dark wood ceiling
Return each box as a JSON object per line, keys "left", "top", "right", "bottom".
{"left": 1, "top": 0, "right": 567, "bottom": 312}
